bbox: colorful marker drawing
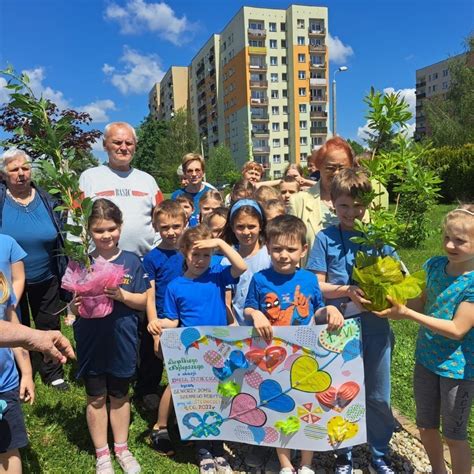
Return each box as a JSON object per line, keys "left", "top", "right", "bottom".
{"left": 161, "top": 321, "right": 367, "bottom": 451}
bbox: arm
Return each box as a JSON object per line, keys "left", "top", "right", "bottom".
{"left": 253, "top": 179, "right": 281, "bottom": 189}
{"left": 225, "top": 289, "right": 238, "bottom": 326}
{"left": 104, "top": 286, "right": 147, "bottom": 311}
{"left": 314, "top": 305, "right": 344, "bottom": 332}
{"left": 315, "top": 272, "right": 371, "bottom": 306}
{"left": 375, "top": 297, "right": 474, "bottom": 340}
{"left": 244, "top": 307, "right": 273, "bottom": 340}
{"left": 146, "top": 281, "right": 162, "bottom": 335}
{"left": 11, "top": 260, "right": 25, "bottom": 303}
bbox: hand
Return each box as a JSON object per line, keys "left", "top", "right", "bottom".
{"left": 373, "top": 296, "right": 408, "bottom": 320}
{"left": 19, "top": 375, "right": 35, "bottom": 405}
{"left": 251, "top": 310, "right": 273, "bottom": 341}
{"left": 326, "top": 306, "right": 345, "bottom": 332}
{"left": 70, "top": 295, "right": 82, "bottom": 316}
{"left": 147, "top": 318, "right": 163, "bottom": 336}
{"left": 346, "top": 285, "right": 371, "bottom": 308}
{"left": 27, "top": 330, "right": 75, "bottom": 364}
{"left": 294, "top": 285, "right": 309, "bottom": 317}
{"left": 152, "top": 335, "right": 162, "bottom": 358}
{"left": 193, "top": 238, "right": 221, "bottom": 250}
{"left": 104, "top": 286, "right": 125, "bottom": 303}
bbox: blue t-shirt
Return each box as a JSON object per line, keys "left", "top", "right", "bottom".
{"left": 245, "top": 267, "right": 324, "bottom": 326}
{"left": 188, "top": 214, "right": 200, "bottom": 228}
{"left": 171, "top": 185, "right": 213, "bottom": 219}
{"left": 0, "top": 292, "right": 19, "bottom": 393}
{"left": 1, "top": 192, "right": 57, "bottom": 283}
{"left": 143, "top": 247, "right": 184, "bottom": 316}
{"left": 163, "top": 264, "right": 238, "bottom": 327}
{"left": 416, "top": 256, "right": 474, "bottom": 380}
{"left": 73, "top": 251, "right": 148, "bottom": 378}
{"left": 307, "top": 225, "right": 398, "bottom": 335}
{"left": 0, "top": 234, "right": 27, "bottom": 283}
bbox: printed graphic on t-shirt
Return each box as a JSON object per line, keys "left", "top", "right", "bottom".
{"left": 264, "top": 285, "right": 310, "bottom": 326}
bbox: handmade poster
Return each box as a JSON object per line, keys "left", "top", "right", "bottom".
{"left": 161, "top": 320, "right": 366, "bottom": 451}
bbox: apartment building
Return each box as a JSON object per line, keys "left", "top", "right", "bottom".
{"left": 148, "top": 66, "right": 188, "bottom": 121}
{"left": 189, "top": 5, "right": 329, "bottom": 177}
{"left": 415, "top": 52, "right": 467, "bottom": 140}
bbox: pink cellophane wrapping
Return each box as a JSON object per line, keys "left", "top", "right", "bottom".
{"left": 61, "top": 258, "right": 127, "bottom": 319}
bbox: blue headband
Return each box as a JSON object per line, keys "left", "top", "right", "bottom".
{"left": 230, "top": 199, "right": 262, "bottom": 219}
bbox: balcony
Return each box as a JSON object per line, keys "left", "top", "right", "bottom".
{"left": 310, "top": 78, "right": 326, "bottom": 86}
{"left": 250, "top": 80, "right": 268, "bottom": 88}
{"left": 311, "top": 126, "right": 327, "bottom": 134}
{"left": 248, "top": 27, "right": 266, "bottom": 38}
{"left": 416, "top": 81, "right": 426, "bottom": 88}
{"left": 309, "top": 44, "right": 326, "bottom": 52}
{"left": 416, "top": 92, "right": 426, "bottom": 99}
{"left": 250, "top": 97, "right": 268, "bottom": 106}
{"left": 251, "top": 113, "right": 269, "bottom": 121}
{"left": 310, "top": 96, "right": 327, "bottom": 103}
{"left": 253, "top": 146, "right": 270, "bottom": 154}
{"left": 310, "top": 63, "right": 326, "bottom": 70}
{"left": 249, "top": 46, "right": 267, "bottom": 55}
{"left": 308, "top": 28, "right": 325, "bottom": 36}
{"left": 252, "top": 128, "right": 270, "bottom": 137}
{"left": 197, "top": 77, "right": 206, "bottom": 88}
{"left": 254, "top": 157, "right": 270, "bottom": 168}
{"left": 310, "top": 110, "right": 328, "bottom": 118}
{"left": 249, "top": 63, "right": 267, "bottom": 71}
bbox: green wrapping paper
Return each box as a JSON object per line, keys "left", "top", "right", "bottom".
{"left": 352, "top": 253, "right": 426, "bottom": 311}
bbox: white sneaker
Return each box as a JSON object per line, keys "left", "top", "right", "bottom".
{"left": 298, "top": 466, "right": 315, "bottom": 474}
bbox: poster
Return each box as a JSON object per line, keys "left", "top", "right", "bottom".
{"left": 161, "top": 320, "right": 366, "bottom": 451}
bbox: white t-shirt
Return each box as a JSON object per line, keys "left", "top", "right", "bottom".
{"left": 80, "top": 165, "right": 163, "bottom": 257}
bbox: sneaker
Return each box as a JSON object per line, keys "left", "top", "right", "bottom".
{"left": 214, "top": 456, "right": 232, "bottom": 474}
{"left": 96, "top": 455, "right": 114, "bottom": 474}
{"left": 298, "top": 466, "right": 315, "bottom": 474}
{"left": 50, "top": 378, "right": 69, "bottom": 391}
{"left": 116, "top": 450, "right": 141, "bottom": 474}
{"left": 368, "top": 457, "right": 395, "bottom": 474}
{"left": 199, "top": 458, "right": 216, "bottom": 474}
{"left": 244, "top": 445, "right": 269, "bottom": 468}
{"left": 334, "top": 454, "right": 353, "bottom": 474}
{"left": 279, "top": 469, "right": 295, "bottom": 474}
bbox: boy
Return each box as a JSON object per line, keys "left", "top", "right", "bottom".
{"left": 306, "top": 168, "right": 397, "bottom": 474}
{"left": 143, "top": 200, "right": 187, "bottom": 456}
{"left": 244, "top": 215, "right": 344, "bottom": 474}
{"left": 175, "top": 195, "right": 199, "bottom": 228}
{"left": 0, "top": 273, "right": 35, "bottom": 473}
{"left": 262, "top": 199, "right": 286, "bottom": 221}
{"left": 279, "top": 176, "right": 300, "bottom": 208}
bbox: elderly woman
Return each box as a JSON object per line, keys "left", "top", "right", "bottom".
{"left": 0, "top": 148, "right": 68, "bottom": 390}
{"left": 288, "top": 137, "right": 388, "bottom": 261}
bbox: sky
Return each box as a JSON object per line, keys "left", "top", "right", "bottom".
{"left": 0, "top": 0, "right": 472, "bottom": 157}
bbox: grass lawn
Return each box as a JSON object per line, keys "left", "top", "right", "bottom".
{"left": 20, "top": 204, "right": 471, "bottom": 472}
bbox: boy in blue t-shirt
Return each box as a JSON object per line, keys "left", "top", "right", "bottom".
{"left": 307, "top": 168, "right": 397, "bottom": 474}
{"left": 0, "top": 274, "right": 35, "bottom": 473}
{"left": 245, "top": 215, "right": 344, "bottom": 474}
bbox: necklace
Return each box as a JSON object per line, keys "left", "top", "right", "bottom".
{"left": 7, "top": 188, "right": 35, "bottom": 207}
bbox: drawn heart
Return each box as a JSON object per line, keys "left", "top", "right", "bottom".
{"left": 327, "top": 416, "right": 359, "bottom": 447}
{"left": 161, "top": 332, "right": 181, "bottom": 349}
{"left": 246, "top": 346, "right": 287, "bottom": 373}
{"left": 318, "top": 320, "right": 360, "bottom": 353}
{"left": 259, "top": 380, "right": 295, "bottom": 413}
{"left": 229, "top": 393, "right": 267, "bottom": 427}
{"left": 249, "top": 426, "right": 265, "bottom": 444}
{"left": 345, "top": 403, "right": 365, "bottom": 422}
{"left": 204, "top": 350, "right": 225, "bottom": 368}
{"left": 180, "top": 327, "right": 201, "bottom": 349}
{"left": 290, "top": 356, "right": 332, "bottom": 393}
{"left": 316, "top": 382, "right": 360, "bottom": 412}
{"left": 295, "top": 326, "right": 319, "bottom": 349}
{"left": 244, "top": 370, "right": 264, "bottom": 389}
{"left": 263, "top": 427, "right": 279, "bottom": 443}
{"left": 234, "top": 426, "right": 253, "bottom": 443}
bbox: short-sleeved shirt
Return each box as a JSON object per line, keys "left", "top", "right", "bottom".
{"left": 416, "top": 256, "right": 474, "bottom": 380}
{"left": 0, "top": 292, "right": 19, "bottom": 392}
{"left": 307, "top": 225, "right": 398, "bottom": 334}
{"left": 0, "top": 234, "right": 26, "bottom": 283}
{"left": 143, "top": 247, "right": 184, "bottom": 316}
{"left": 221, "top": 246, "right": 272, "bottom": 326}
{"left": 245, "top": 267, "right": 324, "bottom": 326}
{"left": 171, "top": 184, "right": 213, "bottom": 219}
{"left": 163, "top": 264, "right": 238, "bottom": 327}
{"left": 73, "top": 251, "right": 149, "bottom": 378}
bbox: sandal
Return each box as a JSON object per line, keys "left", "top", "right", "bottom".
{"left": 199, "top": 458, "right": 217, "bottom": 474}
{"left": 214, "top": 456, "right": 233, "bottom": 474}
{"left": 150, "top": 429, "right": 175, "bottom": 456}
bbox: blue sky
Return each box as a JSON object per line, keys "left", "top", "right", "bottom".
{"left": 1, "top": 0, "right": 472, "bottom": 155}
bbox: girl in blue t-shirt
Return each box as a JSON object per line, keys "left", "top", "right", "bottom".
{"left": 376, "top": 206, "right": 474, "bottom": 474}
{"left": 71, "top": 199, "right": 147, "bottom": 474}
{"left": 221, "top": 199, "right": 271, "bottom": 326}
{"left": 159, "top": 224, "right": 247, "bottom": 474}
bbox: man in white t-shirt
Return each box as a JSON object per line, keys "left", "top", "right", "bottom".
{"left": 80, "top": 121, "right": 163, "bottom": 257}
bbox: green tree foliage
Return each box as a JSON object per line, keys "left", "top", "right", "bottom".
{"left": 347, "top": 139, "right": 365, "bottom": 156}
{"left": 423, "top": 40, "right": 474, "bottom": 147}
{"left": 205, "top": 144, "right": 239, "bottom": 187}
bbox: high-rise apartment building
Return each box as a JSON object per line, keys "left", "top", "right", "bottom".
{"left": 148, "top": 66, "right": 189, "bottom": 121}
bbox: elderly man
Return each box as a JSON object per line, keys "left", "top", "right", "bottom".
{"left": 80, "top": 121, "right": 163, "bottom": 257}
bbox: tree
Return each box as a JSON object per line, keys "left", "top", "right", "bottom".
{"left": 423, "top": 37, "right": 474, "bottom": 146}
{"left": 347, "top": 139, "right": 365, "bottom": 156}
{"left": 205, "top": 144, "right": 239, "bottom": 186}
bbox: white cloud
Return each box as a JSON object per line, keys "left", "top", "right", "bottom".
{"left": 103, "top": 46, "right": 164, "bottom": 95}
{"left": 0, "top": 77, "right": 10, "bottom": 103}
{"left": 24, "top": 67, "right": 70, "bottom": 109}
{"left": 327, "top": 33, "right": 354, "bottom": 64}
{"left": 78, "top": 99, "right": 116, "bottom": 123}
{"left": 105, "top": 0, "right": 198, "bottom": 45}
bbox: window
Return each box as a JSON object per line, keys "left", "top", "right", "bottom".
{"left": 300, "top": 137, "right": 308, "bottom": 145}
{"left": 297, "top": 36, "right": 305, "bottom": 45}
{"left": 269, "top": 39, "right": 277, "bottom": 49}
{"left": 249, "top": 22, "right": 264, "bottom": 30}
{"left": 282, "top": 56, "right": 287, "bottom": 65}
{"left": 282, "top": 73, "right": 287, "bottom": 81}
{"left": 281, "top": 40, "right": 287, "bottom": 48}
{"left": 270, "top": 56, "right": 278, "bottom": 66}
{"left": 272, "top": 106, "right": 280, "bottom": 115}
{"left": 298, "top": 70, "right": 306, "bottom": 80}
{"left": 283, "top": 122, "right": 288, "bottom": 130}
{"left": 270, "top": 73, "right": 278, "bottom": 83}
{"left": 300, "top": 120, "right": 307, "bottom": 129}
{"left": 282, "top": 89, "right": 288, "bottom": 98}
{"left": 284, "top": 153, "right": 289, "bottom": 161}
{"left": 249, "top": 40, "right": 264, "bottom": 47}
{"left": 433, "top": 72, "right": 438, "bottom": 79}
{"left": 298, "top": 54, "right": 306, "bottom": 63}
{"left": 272, "top": 122, "right": 280, "bottom": 132}
{"left": 443, "top": 69, "right": 448, "bottom": 77}
{"left": 428, "top": 86, "right": 432, "bottom": 93}
{"left": 300, "top": 153, "right": 308, "bottom": 161}
{"left": 280, "top": 23, "right": 286, "bottom": 32}
{"left": 299, "top": 104, "right": 307, "bottom": 113}
{"left": 432, "top": 84, "right": 436, "bottom": 92}
{"left": 273, "top": 139, "right": 281, "bottom": 147}
{"left": 273, "top": 154, "right": 281, "bottom": 164}
{"left": 297, "top": 19, "right": 305, "bottom": 29}
{"left": 442, "top": 81, "right": 448, "bottom": 90}
{"left": 274, "top": 170, "right": 282, "bottom": 179}
{"left": 283, "top": 105, "right": 288, "bottom": 114}
{"left": 269, "top": 22, "right": 277, "bottom": 32}
{"left": 299, "top": 87, "right": 306, "bottom": 96}
{"left": 271, "top": 90, "right": 279, "bottom": 99}
{"left": 284, "top": 138, "right": 289, "bottom": 146}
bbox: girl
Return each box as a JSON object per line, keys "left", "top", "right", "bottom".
{"left": 376, "top": 205, "right": 474, "bottom": 474}
{"left": 72, "top": 199, "right": 148, "bottom": 474}
{"left": 222, "top": 200, "right": 271, "bottom": 326}
{"left": 159, "top": 224, "right": 247, "bottom": 474}
{"left": 198, "top": 190, "right": 223, "bottom": 222}
{"left": 204, "top": 207, "right": 229, "bottom": 267}
{"left": 227, "top": 179, "right": 255, "bottom": 207}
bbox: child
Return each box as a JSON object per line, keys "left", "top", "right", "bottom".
{"left": 245, "top": 215, "right": 344, "bottom": 474}
{"left": 227, "top": 179, "right": 255, "bottom": 207}
{"left": 158, "top": 224, "right": 247, "bottom": 474}
{"left": 375, "top": 205, "right": 474, "bottom": 474}
{"left": 0, "top": 273, "right": 35, "bottom": 474}
{"left": 198, "top": 190, "right": 223, "bottom": 222}
{"left": 221, "top": 199, "right": 271, "bottom": 326}
{"left": 254, "top": 185, "right": 282, "bottom": 208}
{"left": 262, "top": 199, "right": 286, "bottom": 221}
{"left": 307, "top": 154, "right": 320, "bottom": 182}
{"left": 204, "top": 207, "right": 229, "bottom": 267}
{"left": 279, "top": 176, "right": 301, "bottom": 208}
{"left": 72, "top": 199, "right": 148, "bottom": 474}
{"left": 142, "top": 200, "right": 187, "bottom": 457}
{"left": 175, "top": 195, "right": 199, "bottom": 228}
{"left": 306, "top": 168, "right": 398, "bottom": 474}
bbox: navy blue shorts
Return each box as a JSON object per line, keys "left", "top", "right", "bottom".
{"left": 0, "top": 388, "right": 28, "bottom": 453}
{"left": 83, "top": 374, "right": 131, "bottom": 399}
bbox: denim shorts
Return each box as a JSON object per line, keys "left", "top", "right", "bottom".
{"left": 414, "top": 362, "right": 474, "bottom": 440}
{"left": 0, "top": 388, "right": 28, "bottom": 453}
